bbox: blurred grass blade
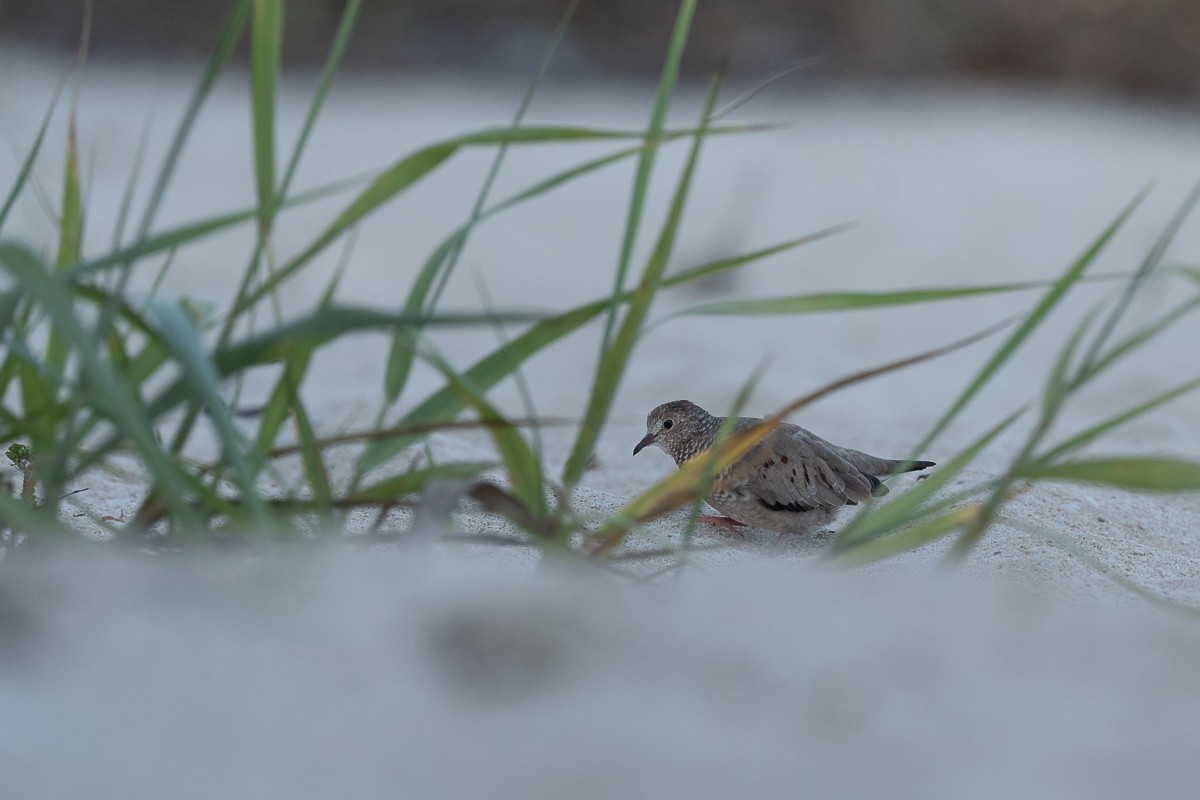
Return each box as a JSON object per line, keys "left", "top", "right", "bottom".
{"left": 674, "top": 280, "right": 1054, "bottom": 317}
{"left": 45, "top": 116, "right": 85, "bottom": 372}
{"left": 832, "top": 409, "right": 1023, "bottom": 551}
{"left": 254, "top": 240, "right": 351, "bottom": 458}
{"left": 1018, "top": 457, "right": 1200, "bottom": 492}
{"left": 913, "top": 189, "right": 1147, "bottom": 455}
{"left": 0, "top": 244, "right": 202, "bottom": 527}
{"left": 0, "top": 76, "right": 65, "bottom": 234}
{"left": 1041, "top": 304, "right": 1101, "bottom": 422}
{"left": 67, "top": 172, "right": 367, "bottom": 279}
{"left": 829, "top": 504, "right": 982, "bottom": 567}
{"left": 347, "top": 462, "right": 496, "bottom": 504}
{"left": 1003, "top": 514, "right": 1200, "bottom": 616}
{"left": 250, "top": 0, "right": 282, "bottom": 225}
{"left": 146, "top": 298, "right": 271, "bottom": 523}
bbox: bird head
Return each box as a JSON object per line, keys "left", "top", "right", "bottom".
{"left": 632, "top": 400, "right": 716, "bottom": 464}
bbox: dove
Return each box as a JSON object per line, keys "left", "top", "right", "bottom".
{"left": 632, "top": 400, "right": 934, "bottom": 550}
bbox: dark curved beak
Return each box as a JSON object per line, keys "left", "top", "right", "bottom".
{"left": 633, "top": 432, "right": 656, "bottom": 456}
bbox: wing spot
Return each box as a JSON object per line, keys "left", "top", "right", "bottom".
{"left": 760, "top": 499, "right": 815, "bottom": 514}
{"left": 781, "top": 455, "right": 789, "bottom": 464}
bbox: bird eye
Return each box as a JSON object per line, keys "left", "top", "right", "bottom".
{"left": 663, "top": 419, "right": 673, "bottom": 430}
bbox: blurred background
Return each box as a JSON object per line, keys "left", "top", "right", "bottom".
{"left": 3, "top": 0, "right": 1199, "bottom": 98}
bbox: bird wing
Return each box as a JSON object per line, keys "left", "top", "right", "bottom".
{"left": 736, "top": 424, "right": 880, "bottom": 511}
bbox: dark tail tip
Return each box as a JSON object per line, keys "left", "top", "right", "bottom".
{"left": 896, "top": 459, "right": 935, "bottom": 474}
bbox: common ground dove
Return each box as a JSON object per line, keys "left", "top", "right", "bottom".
{"left": 633, "top": 400, "right": 934, "bottom": 549}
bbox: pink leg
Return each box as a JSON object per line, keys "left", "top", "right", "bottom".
{"left": 769, "top": 531, "right": 790, "bottom": 555}
{"left": 698, "top": 515, "right": 747, "bottom": 538}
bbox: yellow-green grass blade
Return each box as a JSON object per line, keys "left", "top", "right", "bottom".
{"left": 1018, "top": 457, "right": 1200, "bottom": 492}
{"left": 564, "top": 71, "right": 720, "bottom": 489}
{"left": 379, "top": 136, "right": 707, "bottom": 405}
{"left": 829, "top": 504, "right": 982, "bottom": 567}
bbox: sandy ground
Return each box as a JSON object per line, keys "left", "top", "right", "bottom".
{"left": 2, "top": 48, "right": 1200, "bottom": 797}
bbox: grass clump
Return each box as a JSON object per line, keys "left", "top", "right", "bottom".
{"left": 0, "top": 0, "right": 1198, "bottom": 610}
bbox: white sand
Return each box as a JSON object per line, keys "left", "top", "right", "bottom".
{"left": 2, "top": 49, "right": 1200, "bottom": 797}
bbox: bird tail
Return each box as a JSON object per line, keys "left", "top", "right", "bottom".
{"left": 869, "top": 459, "right": 934, "bottom": 497}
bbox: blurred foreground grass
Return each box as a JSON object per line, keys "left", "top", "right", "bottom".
{"left": 1, "top": 0, "right": 1198, "bottom": 607}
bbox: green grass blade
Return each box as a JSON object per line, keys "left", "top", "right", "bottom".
{"left": 1077, "top": 294, "right": 1200, "bottom": 385}
{"left": 135, "top": 0, "right": 250, "bottom": 238}
{"left": 1041, "top": 304, "right": 1101, "bottom": 423}
{"left": 237, "top": 124, "right": 698, "bottom": 318}
{"left": 276, "top": 0, "right": 361, "bottom": 199}
{"left": 250, "top": 0, "right": 282, "bottom": 225}
{"left": 1019, "top": 457, "right": 1200, "bottom": 492}
{"left": 563, "top": 72, "right": 720, "bottom": 488}
{"left": 913, "top": 189, "right": 1146, "bottom": 455}
{"left": 46, "top": 117, "right": 85, "bottom": 372}
{"left": 1079, "top": 180, "right": 1200, "bottom": 373}
{"left": 383, "top": 0, "right": 580, "bottom": 404}
{"left": 600, "top": 0, "right": 697, "bottom": 358}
